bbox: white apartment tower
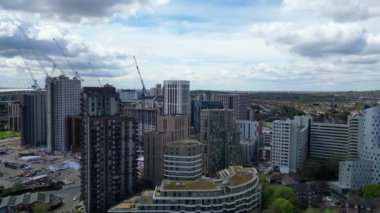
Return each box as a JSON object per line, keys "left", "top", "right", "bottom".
{"left": 46, "top": 75, "right": 81, "bottom": 152}
{"left": 271, "top": 116, "right": 311, "bottom": 173}
{"left": 163, "top": 80, "right": 190, "bottom": 115}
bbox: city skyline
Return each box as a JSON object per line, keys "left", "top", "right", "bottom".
{"left": 1, "top": 0, "right": 380, "bottom": 91}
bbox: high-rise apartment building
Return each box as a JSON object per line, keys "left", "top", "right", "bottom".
{"left": 143, "top": 115, "right": 189, "bottom": 184}
{"left": 163, "top": 80, "right": 190, "bottom": 115}
{"left": 20, "top": 90, "right": 47, "bottom": 147}
{"left": 271, "top": 116, "right": 311, "bottom": 173}
{"left": 163, "top": 139, "right": 203, "bottom": 181}
{"left": 200, "top": 109, "right": 240, "bottom": 176}
{"left": 310, "top": 122, "right": 349, "bottom": 160}
{"left": 124, "top": 108, "right": 158, "bottom": 153}
{"left": 46, "top": 75, "right": 81, "bottom": 152}
{"left": 192, "top": 100, "right": 223, "bottom": 133}
{"left": 80, "top": 86, "right": 137, "bottom": 213}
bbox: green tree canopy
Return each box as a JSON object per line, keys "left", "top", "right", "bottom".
{"left": 269, "top": 198, "right": 294, "bottom": 213}
{"left": 362, "top": 184, "right": 380, "bottom": 199}
{"left": 32, "top": 203, "right": 51, "bottom": 213}
{"left": 263, "top": 185, "right": 297, "bottom": 208}
{"left": 304, "top": 208, "right": 322, "bottom": 213}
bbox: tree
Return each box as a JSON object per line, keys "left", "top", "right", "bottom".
{"left": 32, "top": 203, "right": 51, "bottom": 213}
{"left": 263, "top": 185, "right": 297, "bottom": 208}
{"left": 269, "top": 198, "right": 294, "bottom": 213}
{"left": 304, "top": 208, "right": 322, "bottom": 213}
{"left": 362, "top": 184, "right": 380, "bottom": 199}
{"left": 324, "top": 208, "right": 337, "bottom": 213}
{"left": 12, "top": 182, "right": 26, "bottom": 191}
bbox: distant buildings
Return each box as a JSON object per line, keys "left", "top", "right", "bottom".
{"left": 163, "top": 80, "right": 190, "bottom": 115}
{"left": 80, "top": 86, "right": 137, "bottom": 213}
{"left": 108, "top": 166, "right": 262, "bottom": 213}
{"left": 192, "top": 100, "right": 223, "bottom": 133}
{"left": 271, "top": 116, "right": 311, "bottom": 173}
{"left": 46, "top": 75, "right": 81, "bottom": 152}
{"left": 200, "top": 109, "right": 240, "bottom": 177}
{"left": 214, "top": 93, "right": 250, "bottom": 120}
{"left": 20, "top": 90, "right": 47, "bottom": 147}
{"left": 143, "top": 115, "right": 189, "bottom": 184}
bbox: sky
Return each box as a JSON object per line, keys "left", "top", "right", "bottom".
{"left": 0, "top": 0, "right": 380, "bottom": 91}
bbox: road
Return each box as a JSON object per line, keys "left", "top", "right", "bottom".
{"left": 47, "top": 184, "right": 81, "bottom": 212}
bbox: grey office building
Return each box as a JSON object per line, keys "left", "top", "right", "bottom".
{"left": 200, "top": 109, "right": 240, "bottom": 177}
{"left": 46, "top": 75, "right": 81, "bottom": 152}
{"left": 81, "top": 86, "right": 138, "bottom": 213}
{"left": 20, "top": 90, "right": 47, "bottom": 147}
{"left": 163, "top": 80, "right": 190, "bottom": 115}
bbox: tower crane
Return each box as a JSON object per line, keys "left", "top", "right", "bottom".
{"left": 17, "top": 48, "right": 40, "bottom": 90}
{"left": 53, "top": 38, "right": 82, "bottom": 80}
{"left": 18, "top": 26, "right": 49, "bottom": 77}
{"left": 133, "top": 56, "right": 148, "bottom": 155}
{"left": 88, "top": 62, "right": 103, "bottom": 87}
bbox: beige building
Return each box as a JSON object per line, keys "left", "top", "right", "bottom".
{"left": 143, "top": 115, "right": 189, "bottom": 184}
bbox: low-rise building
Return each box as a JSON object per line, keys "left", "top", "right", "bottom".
{"left": 108, "top": 166, "right": 262, "bottom": 213}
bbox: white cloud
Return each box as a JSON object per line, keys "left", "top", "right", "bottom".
{"left": 282, "top": 0, "right": 380, "bottom": 22}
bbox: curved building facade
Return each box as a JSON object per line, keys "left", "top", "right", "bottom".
{"left": 109, "top": 166, "right": 262, "bottom": 213}
{"left": 163, "top": 139, "right": 203, "bottom": 181}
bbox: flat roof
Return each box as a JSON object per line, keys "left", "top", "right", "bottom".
{"left": 164, "top": 180, "right": 217, "bottom": 190}
{"left": 0, "top": 88, "right": 37, "bottom": 93}
{"left": 168, "top": 139, "right": 201, "bottom": 146}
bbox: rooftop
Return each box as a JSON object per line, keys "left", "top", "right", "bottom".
{"left": 168, "top": 139, "right": 201, "bottom": 146}
{"left": 164, "top": 180, "right": 217, "bottom": 190}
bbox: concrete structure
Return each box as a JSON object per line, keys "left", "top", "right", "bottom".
{"left": 20, "top": 90, "right": 47, "bottom": 147}
{"left": 200, "top": 109, "right": 240, "bottom": 177}
{"left": 271, "top": 116, "right": 311, "bottom": 173}
{"left": 214, "top": 93, "right": 250, "bottom": 120}
{"left": 236, "top": 120, "right": 259, "bottom": 141}
{"left": 163, "top": 80, "right": 190, "bottom": 115}
{"left": 109, "top": 166, "right": 262, "bottom": 213}
{"left": 80, "top": 86, "right": 138, "bottom": 213}
{"left": 359, "top": 106, "right": 380, "bottom": 184}
{"left": 7, "top": 102, "right": 20, "bottom": 131}
{"left": 240, "top": 140, "right": 257, "bottom": 164}
{"left": 120, "top": 89, "right": 138, "bottom": 102}
{"left": 310, "top": 122, "right": 349, "bottom": 160}
{"left": 163, "top": 139, "right": 203, "bottom": 181}
{"left": 66, "top": 115, "right": 81, "bottom": 152}
{"left": 124, "top": 108, "right": 158, "bottom": 149}
{"left": 143, "top": 115, "right": 189, "bottom": 184}
{"left": 347, "top": 115, "right": 362, "bottom": 160}
{"left": 192, "top": 100, "right": 223, "bottom": 133}
{"left": 46, "top": 75, "right": 81, "bottom": 152}
{"left": 334, "top": 106, "right": 380, "bottom": 192}
{"left": 337, "top": 160, "right": 373, "bottom": 191}
{"left": 149, "top": 84, "right": 163, "bottom": 96}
